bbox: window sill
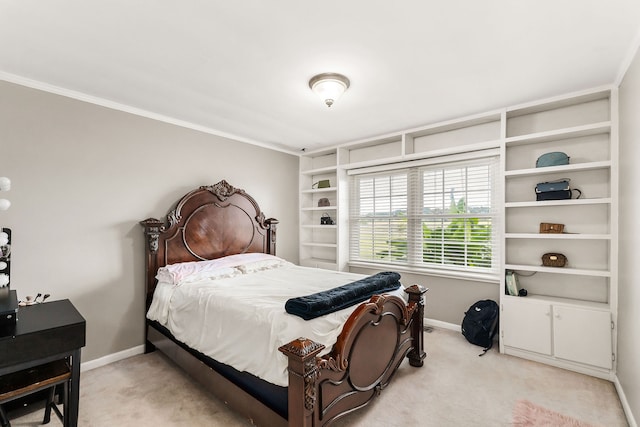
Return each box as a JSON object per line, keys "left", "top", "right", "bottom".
{"left": 348, "top": 261, "right": 500, "bottom": 284}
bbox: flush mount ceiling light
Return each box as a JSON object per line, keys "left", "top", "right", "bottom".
{"left": 309, "top": 73, "right": 350, "bottom": 108}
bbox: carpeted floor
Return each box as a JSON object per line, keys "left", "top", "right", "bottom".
{"left": 6, "top": 327, "right": 628, "bottom": 426}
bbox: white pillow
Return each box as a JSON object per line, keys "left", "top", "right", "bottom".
{"left": 235, "top": 257, "right": 291, "bottom": 273}
{"left": 156, "top": 253, "right": 286, "bottom": 285}
{"left": 156, "top": 265, "right": 238, "bottom": 286}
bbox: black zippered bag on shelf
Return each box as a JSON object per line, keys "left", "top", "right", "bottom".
{"left": 535, "top": 179, "right": 582, "bottom": 201}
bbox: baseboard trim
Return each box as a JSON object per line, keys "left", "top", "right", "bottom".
{"left": 81, "top": 344, "right": 146, "bottom": 372}
{"left": 425, "top": 317, "right": 459, "bottom": 332}
{"left": 614, "top": 375, "right": 638, "bottom": 427}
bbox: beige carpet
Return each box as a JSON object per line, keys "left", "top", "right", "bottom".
{"left": 6, "top": 327, "right": 628, "bottom": 426}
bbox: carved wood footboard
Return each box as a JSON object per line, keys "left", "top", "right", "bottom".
{"left": 280, "top": 284, "right": 427, "bottom": 427}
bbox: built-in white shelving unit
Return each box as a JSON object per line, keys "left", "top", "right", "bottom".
{"left": 299, "top": 86, "right": 618, "bottom": 379}
{"left": 299, "top": 149, "right": 346, "bottom": 270}
{"left": 501, "top": 88, "right": 617, "bottom": 379}
{"left": 299, "top": 110, "right": 504, "bottom": 271}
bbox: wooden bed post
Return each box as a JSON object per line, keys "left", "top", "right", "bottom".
{"left": 265, "top": 218, "right": 278, "bottom": 255}
{"left": 405, "top": 284, "right": 428, "bottom": 367}
{"left": 139, "top": 218, "right": 164, "bottom": 307}
{"left": 140, "top": 217, "right": 164, "bottom": 353}
{"left": 279, "top": 338, "right": 325, "bottom": 427}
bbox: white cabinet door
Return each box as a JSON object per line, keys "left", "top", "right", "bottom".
{"left": 553, "top": 306, "right": 612, "bottom": 369}
{"left": 502, "top": 298, "right": 552, "bottom": 355}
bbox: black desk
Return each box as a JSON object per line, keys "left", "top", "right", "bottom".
{"left": 0, "top": 300, "right": 86, "bottom": 427}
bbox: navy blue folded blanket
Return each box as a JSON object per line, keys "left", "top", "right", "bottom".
{"left": 284, "top": 271, "right": 401, "bottom": 320}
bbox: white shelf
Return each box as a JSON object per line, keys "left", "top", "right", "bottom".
{"left": 505, "top": 264, "right": 610, "bottom": 277}
{"left": 301, "top": 206, "right": 337, "bottom": 211}
{"left": 301, "top": 242, "right": 338, "bottom": 248}
{"left": 505, "top": 122, "right": 611, "bottom": 147}
{"left": 502, "top": 294, "right": 609, "bottom": 311}
{"left": 301, "top": 224, "right": 338, "bottom": 229}
{"left": 339, "top": 155, "right": 405, "bottom": 171}
{"left": 300, "top": 165, "right": 337, "bottom": 175}
{"left": 506, "top": 89, "right": 611, "bottom": 117}
{"left": 505, "top": 160, "right": 611, "bottom": 177}
{"left": 505, "top": 233, "right": 611, "bottom": 240}
{"left": 301, "top": 187, "right": 337, "bottom": 194}
{"left": 505, "top": 198, "right": 611, "bottom": 208}
{"left": 340, "top": 140, "right": 501, "bottom": 171}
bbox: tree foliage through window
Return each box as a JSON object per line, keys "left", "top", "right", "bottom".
{"left": 350, "top": 156, "right": 498, "bottom": 275}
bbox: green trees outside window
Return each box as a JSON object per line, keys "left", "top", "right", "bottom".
{"left": 375, "top": 197, "right": 492, "bottom": 269}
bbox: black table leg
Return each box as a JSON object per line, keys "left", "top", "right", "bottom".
{"left": 66, "top": 349, "right": 81, "bottom": 427}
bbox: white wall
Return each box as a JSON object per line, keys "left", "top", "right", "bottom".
{"left": 618, "top": 46, "right": 640, "bottom": 425}
{"left": 0, "top": 80, "right": 299, "bottom": 363}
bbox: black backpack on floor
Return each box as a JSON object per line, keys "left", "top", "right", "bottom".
{"left": 461, "top": 299, "right": 499, "bottom": 356}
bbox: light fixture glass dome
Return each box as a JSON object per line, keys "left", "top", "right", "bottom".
{"left": 309, "top": 73, "right": 350, "bottom": 107}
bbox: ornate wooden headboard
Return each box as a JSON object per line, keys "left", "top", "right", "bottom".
{"left": 140, "top": 180, "right": 278, "bottom": 309}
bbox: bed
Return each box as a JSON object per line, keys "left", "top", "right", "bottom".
{"left": 140, "top": 180, "right": 427, "bottom": 427}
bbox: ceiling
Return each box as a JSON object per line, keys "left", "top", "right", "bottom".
{"left": 1, "top": 1, "right": 640, "bottom": 154}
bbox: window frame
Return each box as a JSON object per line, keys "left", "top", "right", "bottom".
{"left": 348, "top": 151, "right": 500, "bottom": 281}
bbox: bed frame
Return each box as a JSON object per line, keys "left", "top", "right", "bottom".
{"left": 140, "top": 180, "right": 427, "bottom": 427}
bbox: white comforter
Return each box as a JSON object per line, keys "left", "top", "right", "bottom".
{"left": 146, "top": 259, "right": 405, "bottom": 387}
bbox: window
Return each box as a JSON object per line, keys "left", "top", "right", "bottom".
{"left": 349, "top": 154, "right": 499, "bottom": 277}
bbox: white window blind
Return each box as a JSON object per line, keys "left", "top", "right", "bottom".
{"left": 350, "top": 155, "right": 499, "bottom": 276}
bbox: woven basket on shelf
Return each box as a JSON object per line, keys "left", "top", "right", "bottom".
{"left": 539, "top": 222, "right": 564, "bottom": 233}
{"left": 542, "top": 253, "right": 567, "bottom": 267}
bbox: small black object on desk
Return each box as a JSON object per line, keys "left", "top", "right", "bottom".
{"left": 0, "top": 290, "right": 18, "bottom": 337}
